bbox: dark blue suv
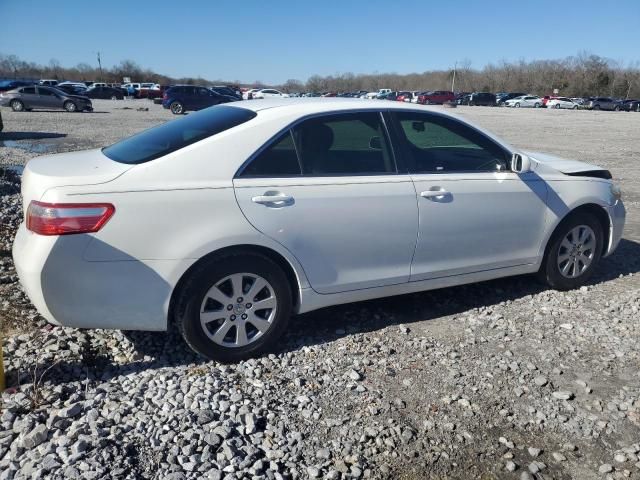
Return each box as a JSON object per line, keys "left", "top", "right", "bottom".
{"left": 162, "top": 85, "right": 235, "bottom": 114}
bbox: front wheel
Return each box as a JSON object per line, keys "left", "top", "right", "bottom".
{"left": 573, "top": 105, "right": 578, "bottom": 109}
{"left": 170, "top": 101, "right": 184, "bottom": 114}
{"left": 176, "top": 253, "right": 292, "bottom": 362}
{"left": 614, "top": 105, "right": 620, "bottom": 111}
{"left": 514, "top": 102, "right": 520, "bottom": 108}
{"left": 555, "top": 103, "right": 560, "bottom": 109}
{"left": 534, "top": 103, "right": 541, "bottom": 108}
{"left": 10, "top": 100, "right": 24, "bottom": 112}
{"left": 538, "top": 212, "right": 603, "bottom": 290}
{"left": 110, "top": 95, "right": 118, "bottom": 100}
{"left": 63, "top": 101, "right": 77, "bottom": 112}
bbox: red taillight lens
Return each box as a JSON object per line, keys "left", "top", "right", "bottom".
{"left": 26, "top": 201, "right": 115, "bottom": 236}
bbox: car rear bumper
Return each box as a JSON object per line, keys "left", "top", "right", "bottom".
{"left": 12, "top": 224, "right": 190, "bottom": 331}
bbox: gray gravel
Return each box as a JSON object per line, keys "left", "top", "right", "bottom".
{"left": 1, "top": 101, "right": 640, "bottom": 479}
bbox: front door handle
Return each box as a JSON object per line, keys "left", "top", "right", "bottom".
{"left": 420, "top": 189, "right": 449, "bottom": 199}
{"left": 251, "top": 192, "right": 294, "bottom": 207}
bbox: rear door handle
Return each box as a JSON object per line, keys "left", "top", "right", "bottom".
{"left": 251, "top": 192, "right": 294, "bottom": 207}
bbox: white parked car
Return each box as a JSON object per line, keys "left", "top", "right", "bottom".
{"left": 365, "top": 89, "right": 391, "bottom": 99}
{"left": 242, "top": 89, "right": 261, "bottom": 100}
{"left": 252, "top": 89, "right": 289, "bottom": 99}
{"left": 505, "top": 95, "right": 543, "bottom": 108}
{"left": 13, "top": 99, "right": 625, "bottom": 362}
{"left": 547, "top": 97, "right": 579, "bottom": 109}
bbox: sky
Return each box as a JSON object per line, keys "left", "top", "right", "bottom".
{"left": 1, "top": 0, "right": 639, "bottom": 84}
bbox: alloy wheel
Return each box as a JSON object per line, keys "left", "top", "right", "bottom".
{"left": 200, "top": 273, "right": 277, "bottom": 348}
{"left": 557, "top": 225, "right": 596, "bottom": 279}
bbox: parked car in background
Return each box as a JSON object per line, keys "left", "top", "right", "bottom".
{"left": 253, "top": 89, "right": 289, "bottom": 99}
{"left": 496, "top": 92, "right": 527, "bottom": 106}
{"left": 243, "top": 89, "right": 262, "bottom": 100}
{"left": 465, "top": 92, "right": 497, "bottom": 106}
{"left": 52, "top": 84, "right": 86, "bottom": 96}
{"left": 0, "top": 80, "right": 35, "bottom": 93}
{"left": 546, "top": 97, "right": 579, "bottom": 109}
{"left": 38, "top": 79, "right": 58, "bottom": 86}
{"left": 395, "top": 91, "right": 413, "bottom": 102}
{"left": 619, "top": 99, "right": 640, "bottom": 112}
{"left": 12, "top": 98, "right": 625, "bottom": 362}
{"left": 162, "top": 85, "right": 234, "bottom": 114}
{"left": 84, "top": 86, "right": 125, "bottom": 100}
{"left": 585, "top": 97, "right": 620, "bottom": 111}
{"left": 0, "top": 85, "right": 92, "bottom": 112}
{"left": 210, "top": 86, "right": 242, "bottom": 100}
{"left": 505, "top": 95, "right": 542, "bottom": 108}
{"left": 365, "top": 89, "right": 391, "bottom": 99}
{"left": 417, "top": 91, "right": 455, "bottom": 105}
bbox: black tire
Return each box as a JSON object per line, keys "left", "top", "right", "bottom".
{"left": 176, "top": 252, "right": 292, "bottom": 363}
{"left": 538, "top": 212, "right": 604, "bottom": 290}
{"left": 534, "top": 103, "right": 540, "bottom": 108}
{"left": 63, "top": 101, "right": 77, "bottom": 112}
{"left": 614, "top": 105, "right": 620, "bottom": 111}
{"left": 515, "top": 102, "right": 520, "bottom": 108}
{"left": 10, "top": 99, "right": 24, "bottom": 112}
{"left": 555, "top": 103, "right": 561, "bottom": 109}
{"left": 170, "top": 101, "right": 184, "bottom": 114}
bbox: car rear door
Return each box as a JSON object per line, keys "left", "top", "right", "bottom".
{"left": 233, "top": 110, "right": 418, "bottom": 294}
{"left": 17, "top": 86, "right": 38, "bottom": 107}
{"left": 388, "top": 111, "right": 549, "bottom": 281}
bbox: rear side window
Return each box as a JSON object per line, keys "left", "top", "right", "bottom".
{"left": 103, "top": 105, "right": 257, "bottom": 164}
{"left": 240, "top": 131, "right": 301, "bottom": 177}
{"left": 293, "top": 112, "right": 395, "bottom": 176}
{"left": 21, "top": 87, "right": 36, "bottom": 94}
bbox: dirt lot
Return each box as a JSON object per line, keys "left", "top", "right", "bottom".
{"left": 0, "top": 101, "right": 639, "bottom": 480}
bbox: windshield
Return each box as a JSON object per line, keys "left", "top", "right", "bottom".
{"left": 102, "top": 105, "right": 257, "bottom": 164}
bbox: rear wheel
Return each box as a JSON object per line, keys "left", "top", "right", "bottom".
{"left": 534, "top": 103, "right": 541, "bottom": 108}
{"left": 555, "top": 103, "right": 560, "bottom": 109}
{"left": 63, "top": 101, "right": 77, "bottom": 112}
{"left": 538, "top": 212, "right": 603, "bottom": 290}
{"left": 176, "top": 253, "right": 292, "bottom": 362}
{"left": 110, "top": 95, "right": 118, "bottom": 100}
{"left": 170, "top": 101, "right": 184, "bottom": 114}
{"left": 614, "top": 105, "right": 620, "bottom": 111}
{"left": 10, "top": 100, "right": 24, "bottom": 112}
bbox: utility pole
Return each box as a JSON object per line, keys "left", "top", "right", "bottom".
{"left": 97, "top": 52, "right": 103, "bottom": 82}
{"left": 451, "top": 61, "right": 457, "bottom": 92}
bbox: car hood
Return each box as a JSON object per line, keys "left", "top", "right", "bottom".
{"left": 524, "top": 150, "right": 608, "bottom": 174}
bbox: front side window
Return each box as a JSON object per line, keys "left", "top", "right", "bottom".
{"left": 38, "top": 87, "right": 55, "bottom": 96}
{"left": 240, "top": 131, "right": 301, "bottom": 177}
{"left": 103, "top": 105, "right": 257, "bottom": 164}
{"left": 393, "top": 112, "right": 509, "bottom": 173}
{"left": 293, "top": 112, "right": 395, "bottom": 176}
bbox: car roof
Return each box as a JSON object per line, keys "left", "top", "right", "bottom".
{"left": 232, "top": 97, "right": 456, "bottom": 114}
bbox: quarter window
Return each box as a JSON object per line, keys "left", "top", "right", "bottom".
{"left": 394, "top": 112, "right": 509, "bottom": 173}
{"left": 240, "top": 131, "right": 301, "bottom": 177}
{"left": 293, "top": 112, "right": 395, "bottom": 176}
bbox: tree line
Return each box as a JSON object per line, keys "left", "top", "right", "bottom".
{"left": 1, "top": 52, "right": 639, "bottom": 98}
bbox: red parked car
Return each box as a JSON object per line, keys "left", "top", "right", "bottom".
{"left": 395, "top": 91, "right": 413, "bottom": 102}
{"left": 417, "top": 90, "right": 456, "bottom": 104}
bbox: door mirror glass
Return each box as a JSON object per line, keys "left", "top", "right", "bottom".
{"left": 369, "top": 136, "right": 382, "bottom": 150}
{"left": 412, "top": 121, "right": 425, "bottom": 132}
{"left": 511, "top": 153, "right": 531, "bottom": 173}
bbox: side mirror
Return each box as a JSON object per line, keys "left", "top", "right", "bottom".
{"left": 511, "top": 153, "right": 531, "bottom": 173}
{"left": 369, "top": 136, "right": 382, "bottom": 150}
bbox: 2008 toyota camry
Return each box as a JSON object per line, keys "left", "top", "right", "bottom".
{"left": 12, "top": 99, "right": 626, "bottom": 362}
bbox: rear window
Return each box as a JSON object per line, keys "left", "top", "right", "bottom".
{"left": 102, "top": 105, "right": 257, "bottom": 164}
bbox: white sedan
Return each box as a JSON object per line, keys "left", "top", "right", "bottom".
{"left": 13, "top": 99, "right": 625, "bottom": 362}
{"left": 505, "top": 95, "right": 543, "bottom": 108}
{"left": 547, "top": 97, "right": 579, "bottom": 109}
{"left": 252, "top": 89, "right": 289, "bottom": 99}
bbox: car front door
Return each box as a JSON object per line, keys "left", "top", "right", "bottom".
{"left": 234, "top": 111, "right": 418, "bottom": 294}
{"left": 389, "top": 111, "right": 549, "bottom": 281}
{"left": 36, "top": 87, "right": 62, "bottom": 109}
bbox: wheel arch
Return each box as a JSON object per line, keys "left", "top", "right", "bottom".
{"left": 168, "top": 244, "right": 302, "bottom": 329}
{"left": 544, "top": 203, "right": 611, "bottom": 259}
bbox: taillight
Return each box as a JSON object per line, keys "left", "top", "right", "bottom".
{"left": 26, "top": 201, "right": 115, "bottom": 236}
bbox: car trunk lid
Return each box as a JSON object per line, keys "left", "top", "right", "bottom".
{"left": 20, "top": 149, "right": 132, "bottom": 216}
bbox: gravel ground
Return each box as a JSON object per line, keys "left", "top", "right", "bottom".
{"left": 0, "top": 101, "right": 639, "bottom": 479}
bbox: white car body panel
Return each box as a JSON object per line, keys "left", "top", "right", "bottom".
{"left": 505, "top": 96, "right": 542, "bottom": 108}
{"left": 12, "top": 99, "right": 625, "bottom": 331}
